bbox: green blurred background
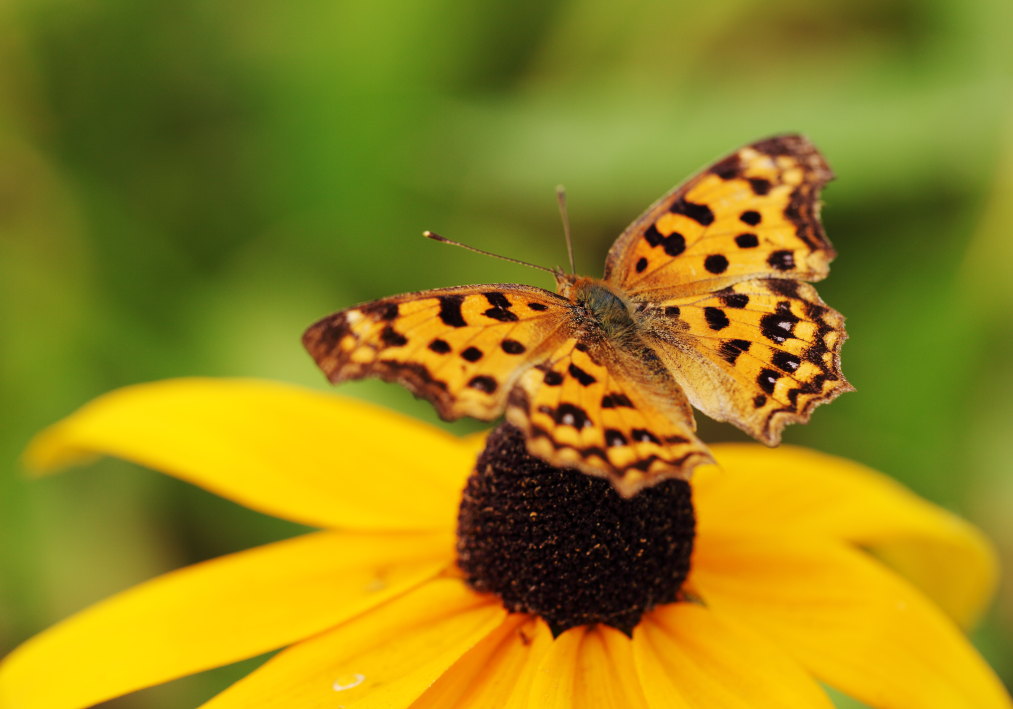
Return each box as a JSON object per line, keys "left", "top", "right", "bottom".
{"left": 2, "top": 0, "right": 1011, "bottom": 705}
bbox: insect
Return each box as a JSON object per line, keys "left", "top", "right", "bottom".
{"left": 303, "top": 135, "right": 852, "bottom": 497}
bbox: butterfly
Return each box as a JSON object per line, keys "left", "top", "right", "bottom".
{"left": 303, "top": 135, "right": 852, "bottom": 497}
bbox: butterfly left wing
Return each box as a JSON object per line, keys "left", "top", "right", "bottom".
{"left": 604, "top": 134, "right": 835, "bottom": 297}
{"left": 303, "top": 284, "right": 572, "bottom": 421}
{"left": 505, "top": 336, "right": 713, "bottom": 497}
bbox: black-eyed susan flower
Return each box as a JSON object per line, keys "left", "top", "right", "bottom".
{"left": 0, "top": 378, "right": 1009, "bottom": 707}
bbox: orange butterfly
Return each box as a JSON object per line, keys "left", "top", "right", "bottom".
{"left": 304, "top": 135, "right": 852, "bottom": 497}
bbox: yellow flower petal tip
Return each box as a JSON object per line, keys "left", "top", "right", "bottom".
{"left": 19, "top": 378, "right": 474, "bottom": 530}
{"left": 700, "top": 442, "right": 1000, "bottom": 629}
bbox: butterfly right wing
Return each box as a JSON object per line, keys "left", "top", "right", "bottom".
{"left": 303, "top": 284, "right": 572, "bottom": 421}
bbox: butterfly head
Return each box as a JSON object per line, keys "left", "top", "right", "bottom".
{"left": 552, "top": 269, "right": 579, "bottom": 297}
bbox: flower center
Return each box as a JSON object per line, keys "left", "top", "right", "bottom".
{"left": 456, "top": 423, "right": 696, "bottom": 637}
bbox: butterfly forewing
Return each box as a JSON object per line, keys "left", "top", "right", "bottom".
{"left": 303, "top": 284, "right": 571, "bottom": 421}
{"left": 604, "top": 135, "right": 835, "bottom": 297}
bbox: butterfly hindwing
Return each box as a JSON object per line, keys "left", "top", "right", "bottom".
{"left": 643, "top": 278, "right": 852, "bottom": 444}
{"left": 604, "top": 134, "right": 835, "bottom": 296}
{"left": 505, "top": 337, "right": 713, "bottom": 497}
{"left": 303, "top": 284, "right": 571, "bottom": 421}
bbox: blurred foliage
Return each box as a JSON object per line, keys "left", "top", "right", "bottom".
{"left": 1, "top": 0, "right": 1010, "bottom": 705}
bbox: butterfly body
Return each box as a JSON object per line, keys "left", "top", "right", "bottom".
{"left": 305, "top": 135, "right": 852, "bottom": 496}
{"left": 557, "top": 277, "right": 635, "bottom": 343}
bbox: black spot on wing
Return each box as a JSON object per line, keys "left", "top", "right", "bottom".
{"left": 669, "top": 199, "right": 715, "bottom": 226}
{"left": 605, "top": 429, "right": 627, "bottom": 447}
{"left": 484, "top": 306, "right": 519, "bottom": 322}
{"left": 544, "top": 370, "right": 564, "bottom": 386}
{"left": 748, "top": 178, "right": 771, "bottom": 195}
{"left": 704, "top": 307, "right": 730, "bottom": 331}
{"left": 735, "top": 233, "right": 759, "bottom": 248}
{"left": 568, "top": 363, "right": 597, "bottom": 386}
{"left": 428, "top": 338, "right": 451, "bottom": 354}
{"left": 704, "top": 254, "right": 729, "bottom": 274}
{"left": 719, "top": 339, "right": 751, "bottom": 365}
{"left": 484, "top": 292, "right": 511, "bottom": 309}
{"left": 760, "top": 310, "right": 799, "bottom": 344}
{"left": 438, "top": 295, "right": 467, "bottom": 328}
{"left": 501, "top": 339, "right": 526, "bottom": 355}
{"left": 527, "top": 302, "right": 549, "bottom": 312}
{"left": 635, "top": 257, "right": 648, "bottom": 273}
{"left": 740, "top": 210, "right": 761, "bottom": 226}
{"left": 468, "top": 375, "right": 498, "bottom": 394}
{"left": 772, "top": 350, "right": 801, "bottom": 372}
{"left": 554, "top": 403, "right": 591, "bottom": 429}
{"left": 631, "top": 429, "right": 661, "bottom": 444}
{"left": 644, "top": 223, "right": 663, "bottom": 247}
{"left": 758, "top": 368, "right": 781, "bottom": 395}
{"left": 380, "top": 326, "right": 408, "bottom": 347}
{"left": 662, "top": 233, "right": 686, "bottom": 256}
{"left": 721, "top": 292, "right": 749, "bottom": 308}
{"left": 804, "top": 301, "right": 828, "bottom": 320}
{"left": 461, "top": 346, "right": 483, "bottom": 362}
{"left": 601, "top": 393, "right": 634, "bottom": 408}
{"left": 629, "top": 455, "right": 662, "bottom": 473}
{"left": 476, "top": 291, "right": 518, "bottom": 322}
{"left": 768, "top": 250, "right": 796, "bottom": 271}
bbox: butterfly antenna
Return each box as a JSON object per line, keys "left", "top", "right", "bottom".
{"left": 423, "top": 231, "right": 557, "bottom": 275}
{"left": 556, "top": 185, "right": 575, "bottom": 274}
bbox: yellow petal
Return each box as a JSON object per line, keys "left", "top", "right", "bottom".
{"left": 525, "top": 625, "right": 650, "bottom": 708}
{"left": 692, "top": 533, "right": 1013, "bottom": 709}
{"left": 409, "top": 615, "right": 553, "bottom": 708}
{"left": 0, "top": 530, "right": 451, "bottom": 709}
{"left": 694, "top": 444, "right": 998, "bottom": 627}
{"left": 202, "top": 579, "right": 505, "bottom": 708}
{"left": 634, "top": 603, "right": 831, "bottom": 708}
{"left": 25, "top": 378, "right": 473, "bottom": 530}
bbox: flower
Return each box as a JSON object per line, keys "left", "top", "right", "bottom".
{"left": 1, "top": 378, "right": 1009, "bottom": 708}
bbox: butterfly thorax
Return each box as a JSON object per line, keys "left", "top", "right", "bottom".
{"left": 559, "top": 276, "right": 639, "bottom": 343}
